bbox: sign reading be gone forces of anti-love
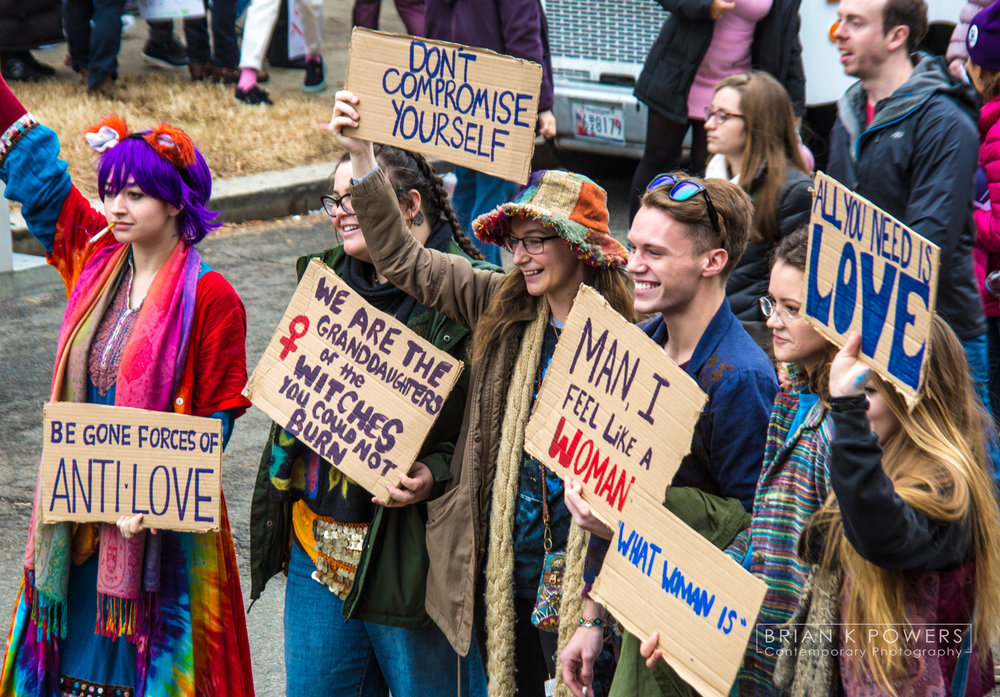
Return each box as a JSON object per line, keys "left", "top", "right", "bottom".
{"left": 805, "top": 172, "right": 940, "bottom": 406}
{"left": 244, "top": 259, "right": 464, "bottom": 504}
{"left": 344, "top": 28, "right": 542, "bottom": 185}
{"left": 40, "top": 403, "right": 223, "bottom": 532}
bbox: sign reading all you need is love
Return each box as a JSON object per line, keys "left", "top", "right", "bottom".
{"left": 244, "top": 258, "right": 464, "bottom": 504}
{"left": 524, "top": 286, "right": 768, "bottom": 697}
{"left": 804, "top": 172, "right": 940, "bottom": 406}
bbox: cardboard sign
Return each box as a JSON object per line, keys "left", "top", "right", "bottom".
{"left": 39, "top": 403, "right": 223, "bottom": 532}
{"left": 525, "top": 286, "right": 765, "bottom": 696}
{"left": 805, "top": 172, "right": 940, "bottom": 405}
{"left": 591, "top": 494, "right": 768, "bottom": 697}
{"left": 524, "top": 285, "right": 708, "bottom": 526}
{"left": 244, "top": 258, "right": 464, "bottom": 503}
{"left": 137, "top": 0, "right": 206, "bottom": 20}
{"left": 344, "top": 28, "right": 542, "bottom": 184}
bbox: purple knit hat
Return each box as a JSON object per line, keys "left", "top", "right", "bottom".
{"left": 969, "top": 0, "right": 1000, "bottom": 72}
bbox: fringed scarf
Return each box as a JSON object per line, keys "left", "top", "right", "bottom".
{"left": 484, "top": 299, "right": 590, "bottom": 697}
{"left": 23, "top": 239, "right": 200, "bottom": 641}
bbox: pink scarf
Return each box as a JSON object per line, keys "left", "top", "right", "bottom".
{"left": 24, "top": 238, "right": 201, "bottom": 638}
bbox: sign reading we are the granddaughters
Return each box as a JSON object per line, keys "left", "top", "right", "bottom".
{"left": 244, "top": 258, "right": 464, "bottom": 504}
{"left": 40, "top": 403, "right": 223, "bottom": 532}
{"left": 344, "top": 28, "right": 542, "bottom": 184}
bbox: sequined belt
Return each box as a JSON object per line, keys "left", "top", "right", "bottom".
{"left": 312, "top": 518, "right": 368, "bottom": 599}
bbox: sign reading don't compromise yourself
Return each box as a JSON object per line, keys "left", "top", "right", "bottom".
{"left": 344, "top": 28, "right": 542, "bottom": 184}
{"left": 804, "top": 172, "right": 940, "bottom": 405}
{"left": 244, "top": 258, "right": 464, "bottom": 504}
{"left": 40, "top": 403, "right": 223, "bottom": 532}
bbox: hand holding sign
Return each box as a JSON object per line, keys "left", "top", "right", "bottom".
{"left": 830, "top": 332, "right": 871, "bottom": 398}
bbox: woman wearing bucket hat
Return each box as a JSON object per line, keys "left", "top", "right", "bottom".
{"left": 329, "top": 89, "right": 636, "bottom": 697}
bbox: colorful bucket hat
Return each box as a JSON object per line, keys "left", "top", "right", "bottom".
{"left": 472, "top": 170, "right": 628, "bottom": 268}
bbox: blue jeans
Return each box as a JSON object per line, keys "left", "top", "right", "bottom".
{"left": 961, "top": 332, "right": 992, "bottom": 414}
{"left": 148, "top": 1, "right": 239, "bottom": 68}
{"left": 451, "top": 166, "right": 516, "bottom": 267}
{"left": 284, "top": 543, "right": 487, "bottom": 697}
{"left": 64, "top": 0, "right": 125, "bottom": 88}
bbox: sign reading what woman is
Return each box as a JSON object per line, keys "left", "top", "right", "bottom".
{"left": 523, "top": 286, "right": 767, "bottom": 697}
{"left": 244, "top": 259, "right": 464, "bottom": 504}
{"left": 40, "top": 403, "right": 223, "bottom": 532}
{"left": 805, "top": 172, "right": 940, "bottom": 406}
{"left": 344, "top": 28, "right": 542, "bottom": 185}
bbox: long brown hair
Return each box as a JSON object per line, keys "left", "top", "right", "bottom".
{"left": 470, "top": 247, "right": 637, "bottom": 362}
{"left": 715, "top": 71, "right": 808, "bottom": 245}
{"left": 336, "top": 147, "right": 484, "bottom": 260}
{"left": 771, "top": 227, "right": 837, "bottom": 399}
{"left": 809, "top": 316, "right": 1000, "bottom": 690}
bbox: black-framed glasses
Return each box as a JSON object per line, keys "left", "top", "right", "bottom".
{"left": 646, "top": 173, "right": 721, "bottom": 234}
{"left": 759, "top": 295, "right": 799, "bottom": 326}
{"left": 704, "top": 107, "right": 745, "bottom": 125}
{"left": 321, "top": 193, "right": 352, "bottom": 216}
{"left": 504, "top": 235, "right": 560, "bottom": 254}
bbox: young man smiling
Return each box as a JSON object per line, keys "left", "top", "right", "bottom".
{"left": 828, "top": 0, "right": 986, "bottom": 403}
{"left": 561, "top": 175, "right": 778, "bottom": 697}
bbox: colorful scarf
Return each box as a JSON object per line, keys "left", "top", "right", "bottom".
{"left": 23, "top": 238, "right": 199, "bottom": 639}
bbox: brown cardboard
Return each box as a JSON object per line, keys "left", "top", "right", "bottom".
{"left": 344, "top": 28, "right": 542, "bottom": 184}
{"left": 244, "top": 258, "right": 464, "bottom": 504}
{"left": 524, "top": 286, "right": 766, "bottom": 696}
{"left": 524, "top": 285, "right": 708, "bottom": 527}
{"left": 39, "top": 402, "right": 223, "bottom": 532}
{"left": 804, "top": 172, "right": 940, "bottom": 406}
{"left": 591, "top": 493, "right": 768, "bottom": 697}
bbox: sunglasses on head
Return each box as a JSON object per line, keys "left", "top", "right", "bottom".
{"left": 646, "top": 173, "right": 721, "bottom": 234}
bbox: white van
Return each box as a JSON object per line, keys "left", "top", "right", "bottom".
{"left": 546, "top": 0, "right": 959, "bottom": 159}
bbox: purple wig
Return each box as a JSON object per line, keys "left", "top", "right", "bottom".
{"left": 96, "top": 134, "right": 221, "bottom": 245}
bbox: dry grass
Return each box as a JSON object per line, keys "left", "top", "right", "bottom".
{"left": 13, "top": 74, "right": 342, "bottom": 197}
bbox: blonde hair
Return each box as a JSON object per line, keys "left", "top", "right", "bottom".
{"left": 810, "top": 315, "right": 1000, "bottom": 690}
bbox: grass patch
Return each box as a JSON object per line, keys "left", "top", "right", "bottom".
{"left": 13, "top": 73, "right": 342, "bottom": 197}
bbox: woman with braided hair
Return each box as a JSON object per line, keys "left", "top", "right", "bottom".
{"left": 250, "top": 143, "right": 492, "bottom": 697}
{"left": 330, "top": 90, "right": 636, "bottom": 697}
{"left": 0, "top": 74, "right": 254, "bottom": 696}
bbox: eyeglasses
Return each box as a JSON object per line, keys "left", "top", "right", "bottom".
{"left": 759, "top": 295, "right": 800, "bottom": 326}
{"left": 321, "top": 193, "right": 352, "bottom": 216}
{"left": 704, "top": 108, "right": 745, "bottom": 125}
{"left": 646, "top": 173, "right": 721, "bottom": 234}
{"left": 504, "top": 235, "right": 559, "bottom": 254}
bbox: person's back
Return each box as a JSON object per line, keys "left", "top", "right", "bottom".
{"left": 828, "top": 0, "right": 986, "bottom": 399}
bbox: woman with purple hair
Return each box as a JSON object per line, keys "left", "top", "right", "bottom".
{"left": 0, "top": 73, "right": 255, "bottom": 697}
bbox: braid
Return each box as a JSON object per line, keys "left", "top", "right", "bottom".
{"left": 410, "top": 152, "right": 485, "bottom": 261}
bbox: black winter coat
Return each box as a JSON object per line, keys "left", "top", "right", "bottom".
{"left": 0, "top": 0, "right": 62, "bottom": 51}
{"left": 827, "top": 54, "right": 984, "bottom": 341}
{"left": 634, "top": 0, "right": 805, "bottom": 124}
{"left": 726, "top": 165, "right": 812, "bottom": 321}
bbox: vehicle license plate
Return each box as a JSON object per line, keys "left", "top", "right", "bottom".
{"left": 573, "top": 102, "right": 625, "bottom": 143}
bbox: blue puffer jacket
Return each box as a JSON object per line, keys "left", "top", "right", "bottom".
{"left": 827, "top": 53, "right": 984, "bottom": 341}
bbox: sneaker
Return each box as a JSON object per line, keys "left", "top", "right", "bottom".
{"left": 234, "top": 84, "right": 273, "bottom": 106}
{"left": 303, "top": 58, "right": 326, "bottom": 93}
{"left": 142, "top": 35, "right": 188, "bottom": 68}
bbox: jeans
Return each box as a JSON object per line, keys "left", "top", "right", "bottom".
{"left": 451, "top": 166, "right": 516, "bottom": 267}
{"left": 284, "top": 543, "right": 487, "bottom": 697}
{"left": 64, "top": 0, "right": 126, "bottom": 88}
{"left": 961, "top": 332, "right": 992, "bottom": 414}
{"left": 148, "top": 1, "right": 239, "bottom": 68}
